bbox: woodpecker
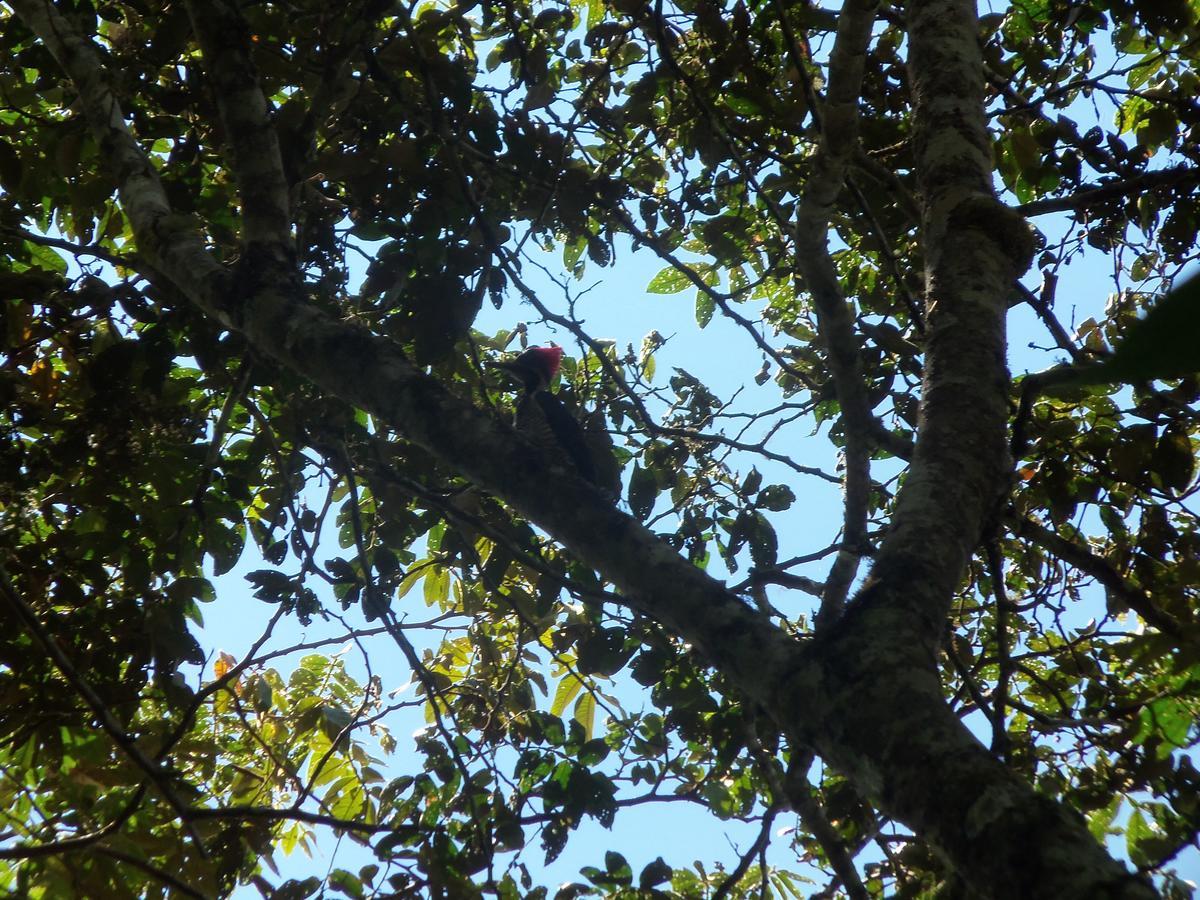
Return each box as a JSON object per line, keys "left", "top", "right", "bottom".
{"left": 496, "top": 345, "right": 621, "bottom": 497}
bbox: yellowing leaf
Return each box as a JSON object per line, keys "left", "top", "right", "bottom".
{"left": 213, "top": 651, "right": 237, "bottom": 681}
{"left": 28, "top": 357, "right": 60, "bottom": 404}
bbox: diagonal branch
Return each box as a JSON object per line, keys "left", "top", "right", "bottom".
{"left": 91, "top": 846, "right": 207, "bottom": 900}
{"left": 712, "top": 801, "right": 782, "bottom": 900}
{"left": 1013, "top": 516, "right": 1195, "bottom": 643}
{"left": 0, "top": 784, "right": 149, "bottom": 860}
{"left": 782, "top": 751, "right": 871, "bottom": 900}
{"left": 9, "top": 0, "right": 227, "bottom": 308}
{"left": 1015, "top": 278, "right": 1085, "bottom": 364}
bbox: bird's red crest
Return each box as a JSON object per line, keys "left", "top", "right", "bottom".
{"left": 523, "top": 344, "right": 564, "bottom": 381}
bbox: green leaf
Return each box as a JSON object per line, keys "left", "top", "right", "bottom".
{"left": 319, "top": 704, "right": 353, "bottom": 738}
{"left": 695, "top": 292, "right": 715, "bottom": 328}
{"left": 1130, "top": 252, "right": 1158, "bottom": 282}
{"left": 23, "top": 241, "right": 68, "bottom": 275}
{"left": 329, "top": 868, "right": 365, "bottom": 899}
{"left": 1151, "top": 424, "right": 1195, "bottom": 492}
{"left": 251, "top": 676, "right": 274, "bottom": 712}
{"left": 423, "top": 567, "right": 451, "bottom": 607}
{"left": 1125, "top": 808, "right": 1154, "bottom": 868}
{"left": 572, "top": 691, "right": 595, "bottom": 740}
{"left": 1138, "top": 696, "right": 1192, "bottom": 753}
{"left": 246, "top": 569, "right": 293, "bottom": 603}
{"left": 1094, "top": 272, "right": 1200, "bottom": 383}
{"left": 551, "top": 674, "right": 584, "bottom": 716}
{"left": 396, "top": 564, "right": 427, "bottom": 599}
{"left": 207, "top": 521, "right": 245, "bottom": 576}
{"left": 270, "top": 878, "right": 322, "bottom": 900}
{"left": 577, "top": 738, "right": 610, "bottom": 766}
{"left": 587, "top": 0, "right": 603, "bottom": 28}
{"left": 1087, "top": 797, "right": 1121, "bottom": 842}
{"left": 747, "top": 511, "right": 778, "bottom": 568}
{"left": 646, "top": 267, "right": 691, "bottom": 294}
{"left": 628, "top": 464, "right": 658, "bottom": 520}
{"left": 349, "top": 221, "right": 390, "bottom": 241}
{"left": 605, "top": 851, "right": 632, "bottom": 885}
{"left": 741, "top": 468, "right": 763, "bottom": 495}
{"left": 758, "top": 484, "right": 796, "bottom": 511}
{"left": 494, "top": 818, "right": 526, "bottom": 852}
{"left": 577, "top": 628, "right": 632, "bottom": 676}
{"left": 166, "top": 576, "right": 216, "bottom": 603}
{"left": 1008, "top": 127, "right": 1042, "bottom": 172}
{"left": 563, "top": 235, "right": 587, "bottom": 273}
{"left": 639, "top": 857, "right": 673, "bottom": 889}
{"left": 724, "top": 93, "right": 764, "bottom": 118}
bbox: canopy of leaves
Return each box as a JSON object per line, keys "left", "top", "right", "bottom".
{"left": 0, "top": 0, "right": 1198, "bottom": 897}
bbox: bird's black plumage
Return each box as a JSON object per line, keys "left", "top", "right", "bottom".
{"left": 499, "top": 345, "right": 621, "bottom": 498}
{"left": 523, "top": 389, "right": 598, "bottom": 484}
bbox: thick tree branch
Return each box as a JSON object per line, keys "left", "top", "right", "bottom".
{"left": 184, "top": 0, "right": 293, "bottom": 255}
{"left": 778, "top": 0, "right": 1153, "bottom": 895}
{"left": 883, "top": 0, "right": 1029, "bottom": 632}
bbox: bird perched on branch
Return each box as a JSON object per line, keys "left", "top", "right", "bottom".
{"left": 495, "top": 345, "right": 621, "bottom": 498}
